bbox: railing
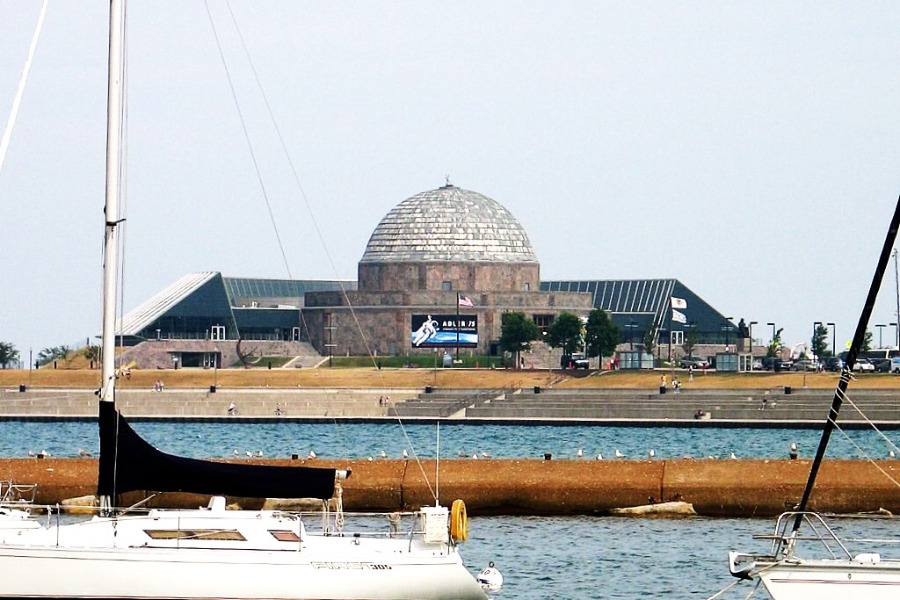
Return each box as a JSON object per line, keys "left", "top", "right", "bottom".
{"left": 754, "top": 511, "right": 855, "bottom": 560}
{"left": 0, "top": 480, "right": 36, "bottom": 504}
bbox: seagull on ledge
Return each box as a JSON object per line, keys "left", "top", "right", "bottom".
{"left": 614, "top": 449, "right": 625, "bottom": 459}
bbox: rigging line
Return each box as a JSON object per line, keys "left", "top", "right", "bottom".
{"left": 841, "top": 393, "right": 900, "bottom": 455}
{"left": 202, "top": 0, "right": 293, "bottom": 280}
{"left": 829, "top": 419, "right": 900, "bottom": 489}
{"left": 222, "top": 2, "right": 436, "bottom": 501}
{"left": 792, "top": 193, "right": 900, "bottom": 534}
{"left": 0, "top": 0, "right": 49, "bottom": 175}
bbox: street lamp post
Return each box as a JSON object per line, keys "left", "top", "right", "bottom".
{"left": 827, "top": 322, "right": 836, "bottom": 357}
{"left": 877, "top": 323, "right": 886, "bottom": 348}
{"left": 749, "top": 321, "right": 758, "bottom": 356}
{"left": 892, "top": 323, "right": 899, "bottom": 349}
{"left": 723, "top": 317, "right": 734, "bottom": 350}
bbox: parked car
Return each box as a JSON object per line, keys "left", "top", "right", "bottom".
{"left": 873, "top": 358, "right": 892, "bottom": 373}
{"left": 852, "top": 358, "right": 876, "bottom": 372}
{"left": 791, "top": 359, "right": 818, "bottom": 372}
{"left": 751, "top": 358, "right": 764, "bottom": 371}
{"left": 561, "top": 353, "right": 589, "bottom": 370}
{"left": 679, "top": 356, "right": 709, "bottom": 369}
{"left": 775, "top": 358, "right": 793, "bottom": 371}
{"left": 892, "top": 357, "right": 900, "bottom": 373}
{"left": 825, "top": 357, "right": 844, "bottom": 372}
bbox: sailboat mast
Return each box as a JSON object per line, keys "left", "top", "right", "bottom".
{"left": 100, "top": 0, "right": 125, "bottom": 404}
{"left": 791, "top": 194, "right": 900, "bottom": 532}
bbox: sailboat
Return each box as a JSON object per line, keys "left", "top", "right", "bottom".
{"left": 0, "top": 3, "right": 487, "bottom": 599}
{"left": 726, "top": 195, "right": 900, "bottom": 599}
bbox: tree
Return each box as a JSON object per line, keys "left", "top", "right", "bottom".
{"left": 584, "top": 309, "right": 619, "bottom": 367}
{"left": 767, "top": 328, "right": 784, "bottom": 358}
{"left": 546, "top": 312, "right": 584, "bottom": 356}
{"left": 862, "top": 331, "right": 873, "bottom": 354}
{"left": 682, "top": 326, "right": 698, "bottom": 358}
{"left": 643, "top": 324, "right": 657, "bottom": 358}
{"left": 83, "top": 345, "right": 101, "bottom": 368}
{"left": 499, "top": 312, "right": 541, "bottom": 370}
{"left": 0, "top": 342, "right": 19, "bottom": 369}
{"left": 37, "top": 345, "right": 71, "bottom": 366}
{"left": 811, "top": 323, "right": 829, "bottom": 359}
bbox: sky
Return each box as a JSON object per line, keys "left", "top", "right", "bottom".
{"left": 3, "top": 1, "right": 900, "bottom": 361}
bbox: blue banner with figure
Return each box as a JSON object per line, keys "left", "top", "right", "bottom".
{"left": 410, "top": 314, "right": 478, "bottom": 348}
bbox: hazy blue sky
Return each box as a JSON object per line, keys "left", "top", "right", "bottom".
{"left": 3, "top": 1, "right": 900, "bottom": 359}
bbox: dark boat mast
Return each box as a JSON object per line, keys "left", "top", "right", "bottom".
{"left": 791, "top": 194, "right": 900, "bottom": 534}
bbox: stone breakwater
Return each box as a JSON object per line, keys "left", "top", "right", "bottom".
{"left": 4, "top": 458, "right": 898, "bottom": 517}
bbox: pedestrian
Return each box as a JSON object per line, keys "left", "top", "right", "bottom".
{"left": 673, "top": 378, "right": 681, "bottom": 394}
{"left": 688, "top": 364, "right": 694, "bottom": 381}
{"left": 227, "top": 401, "right": 237, "bottom": 416}
{"left": 659, "top": 375, "right": 667, "bottom": 395}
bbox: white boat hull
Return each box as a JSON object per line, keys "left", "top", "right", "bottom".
{"left": 0, "top": 507, "right": 486, "bottom": 600}
{"left": 757, "top": 559, "right": 900, "bottom": 600}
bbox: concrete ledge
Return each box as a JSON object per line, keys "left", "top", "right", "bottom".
{"left": 4, "top": 458, "right": 898, "bottom": 517}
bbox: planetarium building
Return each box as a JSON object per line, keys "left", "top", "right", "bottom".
{"left": 301, "top": 184, "right": 591, "bottom": 357}
{"left": 113, "top": 183, "right": 735, "bottom": 367}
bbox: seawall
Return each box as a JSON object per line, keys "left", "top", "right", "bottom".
{"left": 4, "top": 457, "right": 898, "bottom": 517}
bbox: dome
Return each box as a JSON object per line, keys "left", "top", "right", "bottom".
{"left": 360, "top": 185, "right": 538, "bottom": 263}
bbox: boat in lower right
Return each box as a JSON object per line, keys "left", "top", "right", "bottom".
{"left": 727, "top": 194, "right": 900, "bottom": 599}
{"left": 729, "top": 511, "right": 900, "bottom": 600}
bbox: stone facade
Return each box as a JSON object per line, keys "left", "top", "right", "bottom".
{"left": 302, "top": 184, "right": 595, "bottom": 357}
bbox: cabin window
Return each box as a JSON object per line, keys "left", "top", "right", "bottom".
{"left": 269, "top": 529, "right": 302, "bottom": 542}
{"left": 143, "top": 529, "right": 246, "bottom": 541}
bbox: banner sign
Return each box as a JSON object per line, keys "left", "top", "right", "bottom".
{"left": 410, "top": 314, "right": 478, "bottom": 348}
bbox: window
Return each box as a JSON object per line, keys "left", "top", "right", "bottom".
{"left": 269, "top": 530, "right": 301, "bottom": 542}
{"left": 144, "top": 529, "right": 245, "bottom": 541}
{"left": 670, "top": 331, "right": 684, "bottom": 345}
{"left": 442, "top": 281, "right": 452, "bottom": 291}
{"left": 533, "top": 314, "right": 555, "bottom": 334}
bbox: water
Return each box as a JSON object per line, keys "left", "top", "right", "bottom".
{"left": 461, "top": 514, "right": 899, "bottom": 599}
{"left": 5, "top": 420, "right": 899, "bottom": 598}
{"left": 2, "top": 420, "right": 897, "bottom": 461}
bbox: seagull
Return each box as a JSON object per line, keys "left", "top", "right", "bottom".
{"left": 401, "top": 449, "right": 409, "bottom": 459}
{"left": 37, "top": 450, "right": 50, "bottom": 459}
{"left": 367, "top": 456, "right": 374, "bottom": 461}
{"left": 472, "top": 453, "right": 479, "bottom": 459}
{"left": 307, "top": 450, "right": 317, "bottom": 459}
{"left": 614, "top": 449, "right": 625, "bottom": 459}
{"left": 457, "top": 451, "right": 466, "bottom": 457}
{"left": 27, "top": 450, "right": 35, "bottom": 457}
{"left": 480, "top": 451, "right": 490, "bottom": 458}
{"left": 596, "top": 453, "right": 603, "bottom": 460}
{"left": 233, "top": 449, "right": 239, "bottom": 456}
{"left": 889, "top": 449, "right": 896, "bottom": 458}
{"left": 648, "top": 449, "right": 656, "bottom": 459}
{"left": 77, "top": 448, "right": 92, "bottom": 457}
{"left": 379, "top": 450, "right": 387, "bottom": 459}
{"left": 576, "top": 449, "right": 584, "bottom": 459}
{"left": 730, "top": 452, "right": 738, "bottom": 459}
{"left": 255, "top": 450, "right": 263, "bottom": 457}
{"left": 245, "top": 451, "right": 253, "bottom": 458}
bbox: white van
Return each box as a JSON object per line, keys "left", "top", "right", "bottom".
{"left": 890, "top": 356, "right": 900, "bottom": 374}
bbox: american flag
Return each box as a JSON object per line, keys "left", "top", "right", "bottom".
{"left": 458, "top": 295, "right": 475, "bottom": 308}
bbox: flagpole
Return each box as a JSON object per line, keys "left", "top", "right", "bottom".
{"left": 456, "top": 292, "right": 460, "bottom": 362}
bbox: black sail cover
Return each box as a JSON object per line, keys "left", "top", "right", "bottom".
{"left": 98, "top": 402, "right": 337, "bottom": 500}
